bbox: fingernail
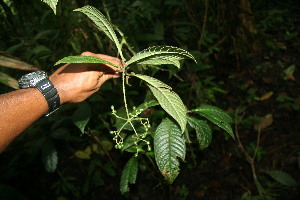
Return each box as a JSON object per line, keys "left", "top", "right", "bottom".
{"left": 113, "top": 73, "right": 120, "bottom": 78}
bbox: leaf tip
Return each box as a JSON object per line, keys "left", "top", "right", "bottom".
{"left": 161, "top": 169, "right": 178, "bottom": 184}
{"left": 73, "top": 7, "right": 82, "bottom": 12}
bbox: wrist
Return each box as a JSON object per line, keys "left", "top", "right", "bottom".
{"left": 18, "top": 71, "right": 60, "bottom": 116}
{"left": 49, "top": 75, "right": 68, "bottom": 105}
{"left": 35, "top": 79, "right": 60, "bottom": 116}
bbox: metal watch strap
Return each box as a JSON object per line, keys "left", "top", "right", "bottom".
{"left": 35, "top": 79, "right": 60, "bottom": 116}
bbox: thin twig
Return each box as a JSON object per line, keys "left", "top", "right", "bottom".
{"left": 93, "top": 135, "right": 117, "bottom": 168}
{"left": 121, "top": 70, "right": 139, "bottom": 139}
{"left": 122, "top": 71, "right": 130, "bottom": 119}
{"left": 234, "top": 108, "right": 252, "bottom": 163}
{"left": 102, "top": 0, "right": 125, "bottom": 61}
{"left": 231, "top": 36, "right": 240, "bottom": 69}
{"left": 150, "top": 65, "right": 184, "bottom": 82}
{"left": 199, "top": 0, "right": 209, "bottom": 50}
{"left": 253, "top": 129, "right": 261, "bottom": 162}
{"left": 234, "top": 108, "right": 262, "bottom": 195}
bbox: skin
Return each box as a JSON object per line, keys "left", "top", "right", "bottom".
{"left": 0, "top": 52, "right": 122, "bottom": 152}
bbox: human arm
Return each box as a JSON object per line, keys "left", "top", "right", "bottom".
{"left": 0, "top": 52, "right": 122, "bottom": 152}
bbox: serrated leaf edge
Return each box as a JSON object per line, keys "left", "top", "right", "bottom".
{"left": 55, "top": 55, "right": 121, "bottom": 68}
{"left": 134, "top": 74, "right": 187, "bottom": 132}
{"left": 154, "top": 118, "right": 186, "bottom": 183}
{"left": 74, "top": 6, "right": 123, "bottom": 58}
{"left": 126, "top": 45, "right": 196, "bottom": 66}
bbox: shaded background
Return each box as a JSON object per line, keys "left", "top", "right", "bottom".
{"left": 0, "top": 0, "right": 299, "bottom": 199}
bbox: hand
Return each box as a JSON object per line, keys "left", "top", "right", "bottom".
{"left": 49, "top": 52, "right": 122, "bottom": 104}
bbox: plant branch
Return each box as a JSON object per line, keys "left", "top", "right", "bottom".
{"left": 150, "top": 65, "right": 184, "bottom": 82}
{"left": 102, "top": 0, "right": 126, "bottom": 61}
{"left": 115, "top": 27, "right": 137, "bottom": 57}
{"left": 93, "top": 135, "right": 117, "bottom": 168}
{"left": 234, "top": 109, "right": 252, "bottom": 163}
{"left": 145, "top": 153, "right": 157, "bottom": 169}
{"left": 129, "top": 121, "right": 138, "bottom": 137}
{"left": 234, "top": 108, "right": 261, "bottom": 195}
{"left": 198, "top": 0, "right": 209, "bottom": 50}
{"left": 253, "top": 129, "right": 261, "bottom": 162}
{"left": 122, "top": 70, "right": 130, "bottom": 119}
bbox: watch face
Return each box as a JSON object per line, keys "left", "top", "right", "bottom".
{"left": 18, "top": 71, "right": 48, "bottom": 89}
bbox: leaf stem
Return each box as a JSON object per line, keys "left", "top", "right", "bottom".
{"left": 129, "top": 121, "right": 138, "bottom": 137}
{"left": 115, "top": 26, "right": 137, "bottom": 57}
{"left": 122, "top": 70, "right": 130, "bottom": 119}
{"left": 101, "top": 0, "right": 125, "bottom": 62}
{"left": 118, "top": 46, "right": 126, "bottom": 62}
{"left": 118, "top": 121, "right": 129, "bottom": 133}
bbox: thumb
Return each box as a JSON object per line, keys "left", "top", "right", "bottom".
{"left": 101, "top": 72, "right": 120, "bottom": 82}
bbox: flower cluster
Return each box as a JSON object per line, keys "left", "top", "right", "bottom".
{"left": 110, "top": 105, "right": 152, "bottom": 156}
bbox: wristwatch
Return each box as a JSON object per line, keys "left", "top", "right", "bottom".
{"left": 18, "top": 71, "right": 60, "bottom": 116}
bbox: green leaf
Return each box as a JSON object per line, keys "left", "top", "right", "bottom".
{"left": 120, "top": 156, "right": 138, "bottom": 194}
{"left": 103, "top": 163, "right": 116, "bottom": 177}
{"left": 134, "top": 74, "right": 187, "bottom": 133}
{"left": 121, "top": 135, "right": 137, "bottom": 153}
{"left": 187, "top": 116, "right": 212, "bottom": 150}
{"left": 50, "top": 128, "right": 70, "bottom": 140}
{"left": 41, "top": 0, "right": 58, "bottom": 14}
{"left": 0, "top": 72, "right": 18, "bottom": 89}
{"left": 113, "top": 107, "right": 133, "bottom": 131}
{"left": 254, "top": 179, "right": 266, "bottom": 197}
{"left": 55, "top": 55, "right": 121, "bottom": 68}
{"left": 126, "top": 46, "right": 196, "bottom": 68}
{"left": 191, "top": 105, "right": 234, "bottom": 138}
{"left": 265, "top": 170, "right": 298, "bottom": 187}
{"left": 72, "top": 102, "right": 92, "bottom": 133}
{"left": 74, "top": 6, "right": 123, "bottom": 58}
{"left": 131, "top": 99, "right": 159, "bottom": 116}
{"left": 74, "top": 146, "right": 92, "bottom": 160}
{"left": 154, "top": 119, "right": 186, "bottom": 183}
{"left": 42, "top": 139, "right": 58, "bottom": 173}
{"left": 0, "top": 55, "right": 38, "bottom": 70}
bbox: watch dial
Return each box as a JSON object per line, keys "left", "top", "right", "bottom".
{"left": 18, "top": 71, "right": 48, "bottom": 88}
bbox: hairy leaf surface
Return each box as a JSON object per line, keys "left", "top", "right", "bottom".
{"left": 187, "top": 116, "right": 212, "bottom": 150}
{"left": 191, "top": 105, "right": 234, "bottom": 138}
{"left": 126, "top": 46, "right": 196, "bottom": 68}
{"left": 154, "top": 118, "right": 186, "bottom": 183}
{"left": 134, "top": 74, "right": 187, "bottom": 132}
{"left": 55, "top": 56, "right": 121, "bottom": 68}
{"left": 120, "top": 156, "right": 138, "bottom": 193}
{"left": 41, "top": 0, "right": 58, "bottom": 14}
{"left": 74, "top": 6, "right": 122, "bottom": 57}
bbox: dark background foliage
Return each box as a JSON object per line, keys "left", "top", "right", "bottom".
{"left": 0, "top": 0, "right": 299, "bottom": 199}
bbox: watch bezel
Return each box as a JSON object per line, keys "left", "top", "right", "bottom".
{"left": 18, "top": 71, "right": 60, "bottom": 116}
{"left": 18, "top": 71, "right": 48, "bottom": 89}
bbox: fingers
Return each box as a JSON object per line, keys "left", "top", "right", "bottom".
{"left": 81, "top": 51, "right": 93, "bottom": 56}
{"left": 78, "top": 51, "right": 122, "bottom": 97}
{"left": 81, "top": 51, "right": 118, "bottom": 63}
{"left": 81, "top": 51, "right": 123, "bottom": 71}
